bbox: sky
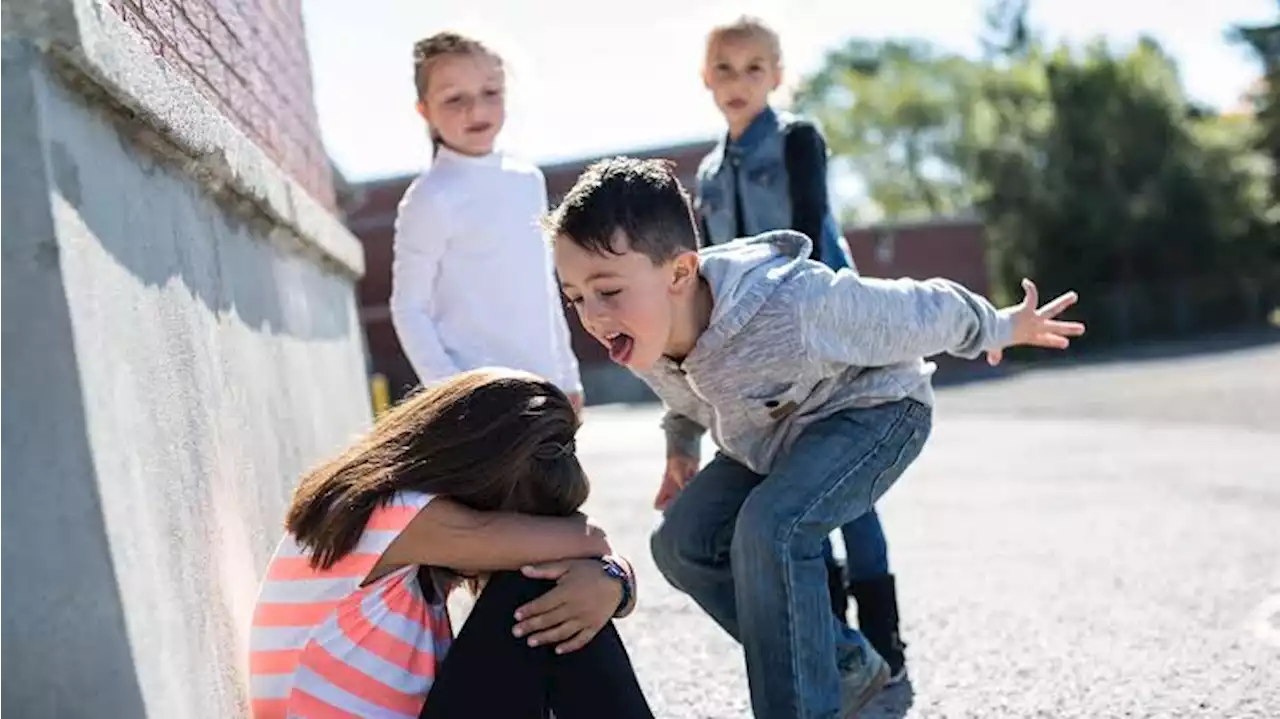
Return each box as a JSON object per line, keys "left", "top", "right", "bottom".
{"left": 303, "top": 0, "right": 1277, "bottom": 183}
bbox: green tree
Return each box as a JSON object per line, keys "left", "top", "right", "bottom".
{"left": 797, "top": 24, "right": 1277, "bottom": 342}
{"left": 794, "top": 40, "right": 983, "bottom": 220}
{"left": 1231, "top": 22, "right": 1280, "bottom": 213}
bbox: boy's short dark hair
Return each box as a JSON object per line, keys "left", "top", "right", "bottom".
{"left": 543, "top": 157, "right": 701, "bottom": 264}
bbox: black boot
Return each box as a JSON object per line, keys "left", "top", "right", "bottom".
{"left": 826, "top": 555, "right": 849, "bottom": 623}
{"left": 849, "top": 574, "right": 907, "bottom": 682}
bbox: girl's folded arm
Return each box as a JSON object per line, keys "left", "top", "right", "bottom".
{"left": 379, "top": 497, "right": 611, "bottom": 573}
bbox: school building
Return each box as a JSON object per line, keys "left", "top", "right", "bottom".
{"left": 341, "top": 141, "right": 991, "bottom": 405}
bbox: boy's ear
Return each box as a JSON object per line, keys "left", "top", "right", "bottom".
{"left": 416, "top": 100, "right": 429, "bottom": 122}
{"left": 770, "top": 63, "right": 784, "bottom": 91}
{"left": 669, "top": 251, "right": 700, "bottom": 291}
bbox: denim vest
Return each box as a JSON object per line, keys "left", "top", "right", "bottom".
{"left": 694, "top": 107, "right": 851, "bottom": 271}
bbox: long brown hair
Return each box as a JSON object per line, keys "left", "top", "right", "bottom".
{"left": 287, "top": 368, "right": 587, "bottom": 569}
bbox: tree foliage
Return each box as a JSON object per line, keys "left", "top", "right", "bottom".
{"left": 795, "top": 11, "right": 1279, "bottom": 343}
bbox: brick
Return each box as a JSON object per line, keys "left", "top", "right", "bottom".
{"left": 201, "top": 54, "right": 230, "bottom": 101}
{"left": 108, "top": 0, "right": 131, "bottom": 15}
{"left": 178, "top": 0, "right": 212, "bottom": 33}
{"left": 169, "top": 9, "right": 210, "bottom": 72}
{"left": 216, "top": 3, "right": 253, "bottom": 47}
{"left": 207, "top": 15, "right": 237, "bottom": 67}
{"left": 140, "top": 0, "right": 179, "bottom": 46}
{"left": 136, "top": 16, "right": 169, "bottom": 59}
{"left": 117, "top": 3, "right": 164, "bottom": 59}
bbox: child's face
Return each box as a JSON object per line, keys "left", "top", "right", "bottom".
{"left": 555, "top": 233, "right": 698, "bottom": 372}
{"left": 703, "top": 35, "right": 782, "bottom": 135}
{"left": 417, "top": 52, "right": 505, "bottom": 156}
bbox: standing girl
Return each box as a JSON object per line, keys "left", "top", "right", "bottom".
{"left": 249, "top": 368, "right": 653, "bottom": 718}
{"left": 390, "top": 32, "right": 582, "bottom": 410}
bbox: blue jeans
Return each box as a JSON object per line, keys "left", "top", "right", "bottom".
{"left": 823, "top": 510, "right": 890, "bottom": 582}
{"left": 650, "top": 400, "right": 931, "bottom": 719}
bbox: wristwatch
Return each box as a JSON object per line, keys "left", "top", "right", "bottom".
{"left": 601, "top": 556, "right": 632, "bottom": 617}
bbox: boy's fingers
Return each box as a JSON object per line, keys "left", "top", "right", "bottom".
{"left": 1036, "top": 291, "right": 1079, "bottom": 318}
{"left": 555, "top": 627, "right": 597, "bottom": 654}
{"left": 514, "top": 588, "right": 567, "bottom": 622}
{"left": 1044, "top": 319, "right": 1086, "bottom": 336}
{"left": 654, "top": 490, "right": 672, "bottom": 510}
{"left": 1021, "top": 278, "right": 1038, "bottom": 308}
{"left": 1033, "top": 334, "right": 1070, "bottom": 349}
{"left": 987, "top": 348, "right": 1003, "bottom": 366}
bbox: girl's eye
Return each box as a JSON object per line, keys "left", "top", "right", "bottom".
{"left": 483, "top": 88, "right": 503, "bottom": 98}
{"left": 443, "top": 96, "right": 463, "bottom": 106}
{"left": 566, "top": 296, "right": 584, "bottom": 306}
{"left": 600, "top": 289, "right": 622, "bottom": 299}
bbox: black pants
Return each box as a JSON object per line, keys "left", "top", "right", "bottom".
{"left": 419, "top": 571, "right": 654, "bottom": 719}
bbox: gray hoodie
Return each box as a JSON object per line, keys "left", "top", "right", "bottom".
{"left": 635, "top": 230, "right": 1014, "bottom": 474}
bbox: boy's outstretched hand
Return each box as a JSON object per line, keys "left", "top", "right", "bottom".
{"left": 987, "top": 279, "right": 1086, "bottom": 366}
{"left": 656, "top": 455, "right": 699, "bottom": 510}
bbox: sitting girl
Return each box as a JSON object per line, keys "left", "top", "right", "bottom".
{"left": 249, "top": 368, "right": 653, "bottom": 718}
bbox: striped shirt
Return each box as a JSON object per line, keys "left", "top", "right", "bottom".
{"left": 249, "top": 491, "right": 453, "bottom": 718}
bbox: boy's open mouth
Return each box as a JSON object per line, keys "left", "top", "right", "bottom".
{"left": 604, "top": 332, "right": 635, "bottom": 365}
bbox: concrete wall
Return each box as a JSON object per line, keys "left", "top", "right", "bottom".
{"left": 1, "top": 2, "right": 370, "bottom": 716}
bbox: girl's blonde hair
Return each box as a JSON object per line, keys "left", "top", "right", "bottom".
{"left": 411, "top": 32, "right": 503, "bottom": 153}
{"left": 704, "top": 15, "right": 783, "bottom": 66}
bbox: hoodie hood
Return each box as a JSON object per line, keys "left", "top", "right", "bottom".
{"left": 693, "top": 231, "right": 813, "bottom": 355}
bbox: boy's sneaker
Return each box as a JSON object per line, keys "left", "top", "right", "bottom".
{"left": 839, "top": 648, "right": 890, "bottom": 718}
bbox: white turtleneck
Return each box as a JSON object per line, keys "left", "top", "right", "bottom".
{"left": 390, "top": 146, "right": 581, "bottom": 394}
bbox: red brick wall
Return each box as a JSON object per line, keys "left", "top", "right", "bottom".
{"left": 846, "top": 220, "right": 989, "bottom": 294}
{"left": 108, "top": 0, "right": 336, "bottom": 208}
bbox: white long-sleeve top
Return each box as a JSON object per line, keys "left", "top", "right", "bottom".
{"left": 390, "top": 146, "right": 581, "bottom": 394}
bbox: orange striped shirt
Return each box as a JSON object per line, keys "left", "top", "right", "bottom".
{"left": 249, "top": 492, "right": 452, "bottom": 718}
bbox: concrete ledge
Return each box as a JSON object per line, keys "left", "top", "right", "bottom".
{"left": 6, "top": 0, "right": 364, "bottom": 278}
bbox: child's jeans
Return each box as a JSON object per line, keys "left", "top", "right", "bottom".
{"left": 824, "top": 509, "right": 891, "bottom": 581}
{"left": 651, "top": 399, "right": 931, "bottom": 719}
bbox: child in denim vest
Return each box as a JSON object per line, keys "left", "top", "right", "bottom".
{"left": 549, "top": 157, "right": 1083, "bottom": 718}
{"left": 690, "top": 15, "right": 907, "bottom": 683}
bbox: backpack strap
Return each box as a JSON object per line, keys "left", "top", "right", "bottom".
{"left": 782, "top": 119, "right": 831, "bottom": 264}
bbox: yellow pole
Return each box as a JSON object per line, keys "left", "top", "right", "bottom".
{"left": 370, "top": 373, "right": 391, "bottom": 419}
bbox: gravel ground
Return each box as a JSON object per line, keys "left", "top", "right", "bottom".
{"left": 570, "top": 338, "right": 1280, "bottom": 718}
